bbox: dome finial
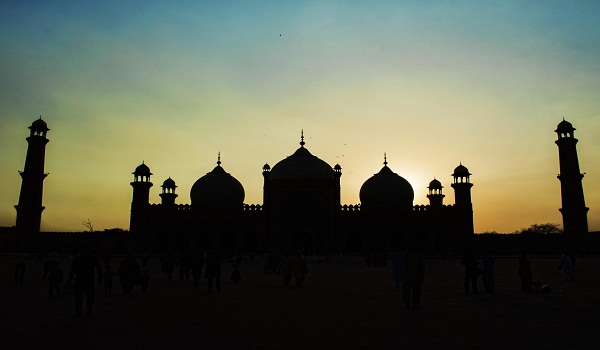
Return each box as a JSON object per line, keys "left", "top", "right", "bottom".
{"left": 383, "top": 152, "right": 388, "bottom": 166}
{"left": 300, "top": 129, "right": 305, "bottom": 147}
{"left": 217, "top": 151, "right": 221, "bottom": 166}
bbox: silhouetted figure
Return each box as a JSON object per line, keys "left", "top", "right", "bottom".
{"left": 104, "top": 265, "right": 114, "bottom": 294}
{"left": 117, "top": 253, "right": 141, "bottom": 295}
{"left": 66, "top": 246, "right": 103, "bottom": 316}
{"left": 140, "top": 270, "right": 151, "bottom": 292}
{"left": 100, "top": 248, "right": 111, "bottom": 270}
{"left": 205, "top": 251, "right": 222, "bottom": 292}
{"left": 41, "top": 249, "right": 57, "bottom": 280}
{"left": 279, "top": 251, "right": 293, "bottom": 287}
{"left": 401, "top": 246, "right": 425, "bottom": 309}
{"left": 142, "top": 251, "right": 149, "bottom": 267}
{"left": 48, "top": 261, "right": 62, "bottom": 297}
{"left": 482, "top": 253, "right": 495, "bottom": 293}
{"left": 559, "top": 250, "right": 574, "bottom": 281}
{"left": 14, "top": 252, "right": 30, "bottom": 284}
{"left": 161, "top": 251, "right": 176, "bottom": 282}
{"left": 190, "top": 250, "right": 205, "bottom": 287}
{"left": 518, "top": 252, "right": 533, "bottom": 293}
{"left": 293, "top": 252, "right": 308, "bottom": 287}
{"left": 230, "top": 257, "right": 241, "bottom": 283}
{"left": 263, "top": 252, "right": 273, "bottom": 274}
{"left": 65, "top": 251, "right": 78, "bottom": 281}
{"left": 178, "top": 252, "right": 191, "bottom": 282}
{"left": 462, "top": 247, "right": 479, "bottom": 294}
{"left": 391, "top": 250, "right": 405, "bottom": 287}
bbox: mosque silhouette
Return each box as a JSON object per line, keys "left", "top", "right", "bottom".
{"left": 12, "top": 118, "right": 589, "bottom": 254}
{"left": 130, "top": 131, "right": 474, "bottom": 253}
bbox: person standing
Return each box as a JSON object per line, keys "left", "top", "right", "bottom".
{"left": 66, "top": 246, "right": 103, "bottom": 316}
{"left": 14, "top": 252, "right": 30, "bottom": 284}
{"left": 178, "top": 252, "right": 191, "bottom": 283}
{"left": 518, "top": 252, "right": 533, "bottom": 293}
{"left": 205, "top": 251, "right": 222, "bottom": 292}
{"left": 482, "top": 253, "right": 495, "bottom": 293}
{"left": 230, "top": 257, "right": 241, "bottom": 283}
{"left": 391, "top": 250, "right": 405, "bottom": 287}
{"left": 117, "top": 252, "right": 141, "bottom": 295}
{"left": 190, "top": 250, "right": 205, "bottom": 287}
{"left": 559, "top": 250, "right": 574, "bottom": 281}
{"left": 104, "top": 265, "right": 114, "bottom": 294}
{"left": 401, "top": 246, "right": 425, "bottom": 310}
{"left": 279, "top": 251, "right": 293, "bottom": 287}
{"left": 462, "top": 247, "right": 479, "bottom": 294}
{"left": 293, "top": 252, "right": 308, "bottom": 287}
{"left": 41, "top": 249, "right": 57, "bottom": 280}
{"left": 48, "top": 262, "right": 62, "bottom": 297}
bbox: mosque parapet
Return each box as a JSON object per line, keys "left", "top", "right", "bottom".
{"left": 341, "top": 204, "right": 361, "bottom": 212}
{"left": 243, "top": 204, "right": 263, "bottom": 211}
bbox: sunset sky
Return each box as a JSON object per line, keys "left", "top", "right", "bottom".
{"left": 1, "top": 1, "right": 599, "bottom": 233}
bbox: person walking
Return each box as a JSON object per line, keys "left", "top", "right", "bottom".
{"left": 391, "top": 250, "right": 405, "bottom": 287}
{"left": 293, "top": 252, "right": 308, "bottom": 287}
{"left": 190, "top": 250, "right": 205, "bottom": 287}
{"left": 14, "top": 252, "right": 30, "bottom": 284}
{"left": 66, "top": 246, "right": 103, "bottom": 316}
{"left": 401, "top": 246, "right": 425, "bottom": 310}
{"left": 518, "top": 252, "right": 533, "bottom": 293}
{"left": 205, "top": 251, "right": 222, "bottom": 293}
{"left": 117, "top": 252, "right": 141, "bottom": 295}
{"left": 462, "top": 247, "right": 479, "bottom": 294}
{"left": 482, "top": 253, "right": 495, "bottom": 293}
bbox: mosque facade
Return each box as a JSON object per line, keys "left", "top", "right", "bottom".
{"left": 130, "top": 134, "right": 475, "bottom": 254}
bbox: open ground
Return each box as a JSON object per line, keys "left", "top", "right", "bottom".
{"left": 1, "top": 254, "right": 599, "bottom": 349}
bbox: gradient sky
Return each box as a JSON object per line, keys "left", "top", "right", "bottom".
{"left": 1, "top": 1, "right": 599, "bottom": 233}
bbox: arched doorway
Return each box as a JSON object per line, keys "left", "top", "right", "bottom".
{"left": 242, "top": 232, "right": 258, "bottom": 252}
{"left": 345, "top": 232, "right": 361, "bottom": 253}
{"left": 291, "top": 231, "right": 313, "bottom": 253}
{"left": 220, "top": 232, "right": 235, "bottom": 252}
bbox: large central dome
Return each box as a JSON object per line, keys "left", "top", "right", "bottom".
{"left": 269, "top": 138, "right": 335, "bottom": 181}
{"left": 190, "top": 159, "right": 245, "bottom": 205}
{"left": 360, "top": 160, "right": 414, "bottom": 210}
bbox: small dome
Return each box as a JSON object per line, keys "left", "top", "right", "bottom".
{"left": 162, "top": 177, "right": 176, "bottom": 189}
{"left": 30, "top": 117, "right": 49, "bottom": 132}
{"left": 262, "top": 163, "right": 271, "bottom": 171}
{"left": 190, "top": 164, "right": 245, "bottom": 204}
{"left": 428, "top": 178, "right": 442, "bottom": 190}
{"left": 556, "top": 119, "right": 575, "bottom": 133}
{"left": 360, "top": 165, "right": 414, "bottom": 209}
{"left": 452, "top": 164, "right": 470, "bottom": 177}
{"left": 133, "top": 162, "right": 152, "bottom": 176}
{"left": 269, "top": 146, "right": 335, "bottom": 181}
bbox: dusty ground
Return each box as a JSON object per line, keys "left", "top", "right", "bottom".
{"left": 1, "top": 254, "right": 599, "bottom": 349}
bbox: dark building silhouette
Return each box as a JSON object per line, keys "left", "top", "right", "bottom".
{"left": 131, "top": 134, "right": 475, "bottom": 253}
{"left": 555, "top": 119, "right": 588, "bottom": 234}
{"left": 15, "top": 117, "right": 49, "bottom": 233}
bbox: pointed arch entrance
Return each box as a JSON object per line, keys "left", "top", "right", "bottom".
{"left": 291, "top": 231, "right": 313, "bottom": 253}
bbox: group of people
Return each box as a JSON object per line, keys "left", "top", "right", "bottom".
{"left": 278, "top": 251, "right": 309, "bottom": 287}
{"left": 158, "top": 250, "right": 239, "bottom": 292}
{"left": 391, "top": 246, "right": 425, "bottom": 309}
{"left": 462, "top": 247, "right": 495, "bottom": 294}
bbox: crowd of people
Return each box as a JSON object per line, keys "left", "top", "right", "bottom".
{"left": 10, "top": 245, "right": 580, "bottom": 317}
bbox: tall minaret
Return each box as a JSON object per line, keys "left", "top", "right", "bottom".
{"left": 451, "top": 163, "right": 474, "bottom": 235}
{"left": 130, "top": 162, "right": 153, "bottom": 233}
{"left": 15, "top": 117, "right": 49, "bottom": 233}
{"left": 555, "top": 119, "right": 588, "bottom": 234}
